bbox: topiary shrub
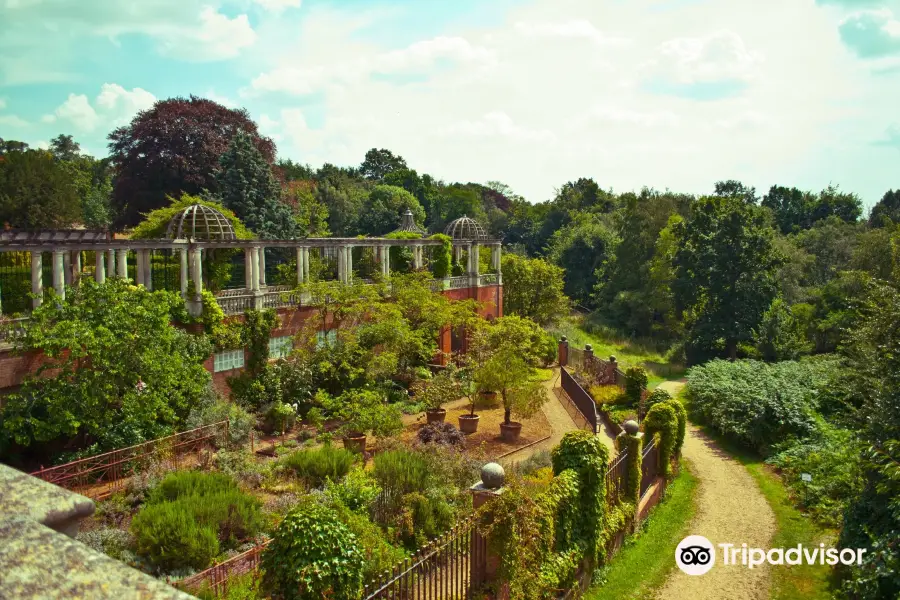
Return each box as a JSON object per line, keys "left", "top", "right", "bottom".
{"left": 663, "top": 397, "right": 687, "bottom": 457}
{"left": 643, "top": 403, "right": 678, "bottom": 478}
{"left": 416, "top": 422, "right": 466, "bottom": 447}
{"left": 624, "top": 366, "right": 648, "bottom": 406}
{"left": 429, "top": 234, "right": 453, "bottom": 278}
{"left": 644, "top": 388, "right": 672, "bottom": 411}
{"left": 279, "top": 445, "right": 356, "bottom": 488}
{"left": 372, "top": 448, "right": 432, "bottom": 495}
{"left": 261, "top": 501, "right": 365, "bottom": 600}
{"left": 131, "top": 501, "right": 221, "bottom": 571}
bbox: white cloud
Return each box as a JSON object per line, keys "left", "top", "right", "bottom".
{"left": 252, "top": 0, "right": 302, "bottom": 13}
{"left": 839, "top": 9, "right": 900, "bottom": 58}
{"left": 157, "top": 7, "right": 257, "bottom": 61}
{"left": 438, "top": 111, "right": 555, "bottom": 142}
{"left": 0, "top": 114, "right": 29, "bottom": 127}
{"left": 513, "top": 20, "right": 629, "bottom": 46}
{"left": 43, "top": 84, "right": 156, "bottom": 132}
{"left": 205, "top": 89, "right": 239, "bottom": 108}
{"left": 646, "top": 30, "right": 764, "bottom": 86}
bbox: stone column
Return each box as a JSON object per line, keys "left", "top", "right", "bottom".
{"left": 52, "top": 250, "right": 65, "bottom": 300}
{"left": 491, "top": 243, "right": 502, "bottom": 282}
{"left": 244, "top": 248, "right": 255, "bottom": 290}
{"left": 142, "top": 250, "right": 152, "bottom": 291}
{"left": 617, "top": 421, "right": 644, "bottom": 529}
{"left": 558, "top": 336, "right": 569, "bottom": 367}
{"left": 296, "top": 247, "right": 304, "bottom": 284}
{"left": 31, "top": 252, "right": 43, "bottom": 309}
{"left": 337, "top": 246, "right": 347, "bottom": 284}
{"left": 95, "top": 251, "right": 106, "bottom": 284}
{"left": 180, "top": 249, "right": 189, "bottom": 298}
{"left": 187, "top": 248, "right": 203, "bottom": 317}
{"left": 471, "top": 243, "right": 480, "bottom": 276}
{"left": 346, "top": 245, "right": 353, "bottom": 282}
{"left": 136, "top": 249, "right": 145, "bottom": 287}
{"left": 302, "top": 247, "right": 310, "bottom": 281}
{"left": 250, "top": 247, "right": 260, "bottom": 292}
{"left": 71, "top": 250, "right": 82, "bottom": 286}
{"left": 380, "top": 245, "right": 390, "bottom": 279}
{"left": 116, "top": 249, "right": 128, "bottom": 279}
{"left": 106, "top": 249, "right": 116, "bottom": 279}
{"left": 258, "top": 247, "right": 267, "bottom": 288}
{"left": 453, "top": 244, "right": 462, "bottom": 263}
{"left": 412, "top": 244, "right": 422, "bottom": 269}
{"left": 470, "top": 463, "right": 506, "bottom": 588}
{"left": 63, "top": 252, "right": 72, "bottom": 287}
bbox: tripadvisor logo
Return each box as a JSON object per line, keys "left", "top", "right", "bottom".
{"left": 676, "top": 536, "right": 867, "bottom": 576}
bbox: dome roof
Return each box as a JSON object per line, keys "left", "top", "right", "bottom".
{"left": 165, "top": 204, "right": 237, "bottom": 240}
{"left": 444, "top": 215, "right": 488, "bottom": 240}
{"left": 392, "top": 208, "right": 426, "bottom": 236}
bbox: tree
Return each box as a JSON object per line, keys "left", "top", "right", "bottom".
{"left": 429, "top": 184, "right": 486, "bottom": 233}
{"left": 216, "top": 131, "right": 298, "bottom": 239}
{"left": 753, "top": 298, "right": 812, "bottom": 361}
{"left": 358, "top": 184, "right": 425, "bottom": 236}
{"left": 674, "top": 195, "right": 782, "bottom": 362}
{"left": 108, "top": 95, "right": 275, "bottom": 227}
{"left": 0, "top": 138, "right": 29, "bottom": 155}
{"left": 0, "top": 149, "right": 81, "bottom": 229}
{"left": 315, "top": 177, "right": 367, "bottom": 236}
{"left": 793, "top": 217, "right": 862, "bottom": 287}
{"left": 812, "top": 184, "right": 862, "bottom": 224}
{"left": 501, "top": 254, "right": 568, "bottom": 325}
{"left": 0, "top": 279, "right": 212, "bottom": 456}
{"left": 360, "top": 148, "right": 407, "bottom": 181}
{"left": 714, "top": 179, "right": 758, "bottom": 204}
{"left": 762, "top": 185, "right": 816, "bottom": 233}
{"left": 645, "top": 214, "right": 685, "bottom": 340}
{"left": 869, "top": 189, "right": 900, "bottom": 227}
{"left": 475, "top": 344, "right": 547, "bottom": 425}
{"left": 547, "top": 212, "right": 617, "bottom": 307}
{"left": 281, "top": 180, "right": 329, "bottom": 237}
{"left": 49, "top": 134, "right": 81, "bottom": 161}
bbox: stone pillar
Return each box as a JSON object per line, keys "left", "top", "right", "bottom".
{"left": 453, "top": 245, "right": 462, "bottom": 263}
{"left": 380, "top": 245, "right": 390, "bottom": 279}
{"left": 136, "top": 249, "right": 145, "bottom": 287}
{"left": 617, "top": 421, "right": 644, "bottom": 529}
{"left": 302, "top": 247, "right": 310, "bottom": 281}
{"left": 106, "top": 249, "right": 116, "bottom": 279}
{"left": 492, "top": 242, "right": 502, "bottom": 283}
{"left": 258, "top": 247, "right": 267, "bottom": 288}
{"left": 471, "top": 243, "right": 480, "bottom": 275}
{"left": 250, "top": 247, "right": 260, "bottom": 292}
{"left": 52, "top": 250, "right": 65, "bottom": 300}
{"left": 116, "top": 249, "right": 128, "bottom": 279}
{"left": 470, "top": 463, "right": 506, "bottom": 588}
{"left": 95, "top": 251, "right": 106, "bottom": 284}
{"left": 584, "top": 343, "right": 594, "bottom": 363}
{"left": 346, "top": 245, "right": 353, "bottom": 282}
{"left": 412, "top": 244, "right": 423, "bottom": 270}
{"left": 337, "top": 246, "right": 347, "bottom": 284}
{"left": 558, "top": 336, "right": 569, "bottom": 367}
{"left": 190, "top": 248, "right": 203, "bottom": 297}
{"left": 180, "top": 249, "right": 189, "bottom": 298}
{"left": 142, "top": 250, "right": 152, "bottom": 291}
{"left": 608, "top": 355, "right": 619, "bottom": 386}
{"left": 63, "top": 252, "right": 72, "bottom": 286}
{"left": 71, "top": 250, "right": 82, "bottom": 286}
{"left": 296, "top": 247, "right": 304, "bottom": 284}
{"left": 31, "top": 252, "right": 43, "bottom": 309}
{"left": 244, "top": 248, "right": 254, "bottom": 290}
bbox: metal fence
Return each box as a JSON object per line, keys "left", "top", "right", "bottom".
{"left": 364, "top": 513, "right": 485, "bottom": 600}
{"left": 176, "top": 539, "right": 270, "bottom": 597}
{"left": 640, "top": 439, "right": 659, "bottom": 497}
{"left": 560, "top": 367, "right": 598, "bottom": 434}
{"left": 605, "top": 452, "right": 629, "bottom": 507}
{"left": 30, "top": 421, "right": 228, "bottom": 500}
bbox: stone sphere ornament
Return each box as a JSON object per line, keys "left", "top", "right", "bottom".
{"left": 481, "top": 462, "right": 505, "bottom": 489}
{"left": 623, "top": 420, "right": 640, "bottom": 435}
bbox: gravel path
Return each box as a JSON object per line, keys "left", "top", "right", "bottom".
{"left": 655, "top": 381, "right": 776, "bottom": 600}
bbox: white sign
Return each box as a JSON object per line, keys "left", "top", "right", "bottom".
{"left": 801, "top": 473, "right": 812, "bottom": 482}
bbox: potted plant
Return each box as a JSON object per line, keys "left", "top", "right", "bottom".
{"left": 330, "top": 390, "right": 404, "bottom": 453}
{"left": 477, "top": 349, "right": 549, "bottom": 443}
{"left": 458, "top": 362, "right": 480, "bottom": 434}
{"left": 414, "top": 365, "right": 461, "bottom": 425}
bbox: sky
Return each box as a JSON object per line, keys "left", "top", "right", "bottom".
{"left": 1, "top": 0, "right": 898, "bottom": 208}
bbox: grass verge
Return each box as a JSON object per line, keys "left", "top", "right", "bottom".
{"left": 585, "top": 461, "right": 699, "bottom": 600}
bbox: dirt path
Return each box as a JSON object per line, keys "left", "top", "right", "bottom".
{"left": 655, "top": 381, "right": 777, "bottom": 600}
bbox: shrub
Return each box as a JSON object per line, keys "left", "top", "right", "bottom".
{"left": 512, "top": 449, "right": 553, "bottom": 477}
{"left": 417, "top": 422, "right": 466, "bottom": 447}
{"left": 590, "top": 385, "right": 627, "bottom": 406}
{"left": 536, "top": 332, "right": 559, "bottom": 367}
{"left": 76, "top": 527, "right": 134, "bottom": 561}
{"left": 663, "top": 398, "right": 687, "bottom": 456}
{"left": 324, "top": 466, "right": 382, "bottom": 513}
{"left": 644, "top": 388, "right": 672, "bottom": 411}
{"left": 331, "top": 502, "right": 408, "bottom": 582}
{"left": 643, "top": 403, "right": 677, "bottom": 478}
{"left": 131, "top": 502, "right": 220, "bottom": 571}
{"left": 624, "top": 366, "right": 648, "bottom": 406}
{"left": 687, "top": 358, "right": 838, "bottom": 455}
{"left": 148, "top": 471, "right": 238, "bottom": 503}
{"left": 279, "top": 445, "right": 356, "bottom": 488}
{"left": 185, "top": 388, "right": 255, "bottom": 449}
{"left": 261, "top": 501, "right": 365, "bottom": 600}
{"left": 398, "top": 490, "right": 456, "bottom": 549}
{"left": 372, "top": 449, "right": 432, "bottom": 495}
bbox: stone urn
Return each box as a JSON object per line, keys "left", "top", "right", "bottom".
{"left": 425, "top": 408, "right": 447, "bottom": 424}
{"left": 458, "top": 414, "right": 480, "bottom": 434}
{"left": 342, "top": 432, "right": 367, "bottom": 453}
{"left": 499, "top": 421, "right": 522, "bottom": 443}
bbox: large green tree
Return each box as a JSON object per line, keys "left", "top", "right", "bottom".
{"left": 674, "top": 195, "right": 782, "bottom": 362}
{"left": 501, "top": 253, "right": 569, "bottom": 325}
{"left": 0, "top": 279, "right": 212, "bottom": 458}
{"left": 869, "top": 189, "right": 900, "bottom": 227}
{"left": 108, "top": 96, "right": 275, "bottom": 227}
{"left": 217, "top": 131, "right": 298, "bottom": 240}
{"left": 358, "top": 184, "right": 425, "bottom": 236}
{"left": 359, "top": 148, "right": 407, "bottom": 181}
{"left": 0, "top": 148, "right": 81, "bottom": 229}
{"left": 547, "top": 212, "right": 617, "bottom": 308}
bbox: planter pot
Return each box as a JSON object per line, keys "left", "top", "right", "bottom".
{"left": 458, "top": 414, "right": 480, "bottom": 434}
{"left": 342, "top": 433, "right": 367, "bottom": 453}
{"left": 500, "top": 421, "right": 523, "bottom": 443}
{"left": 425, "top": 408, "right": 447, "bottom": 424}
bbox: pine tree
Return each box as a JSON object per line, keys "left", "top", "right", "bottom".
{"left": 216, "top": 131, "right": 298, "bottom": 240}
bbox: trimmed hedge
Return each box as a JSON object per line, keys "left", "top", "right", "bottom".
{"left": 643, "top": 403, "right": 678, "bottom": 478}
{"left": 280, "top": 445, "right": 356, "bottom": 488}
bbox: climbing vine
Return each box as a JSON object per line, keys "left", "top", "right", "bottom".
{"left": 429, "top": 233, "right": 453, "bottom": 278}
{"left": 241, "top": 309, "right": 279, "bottom": 376}
{"left": 620, "top": 432, "right": 643, "bottom": 509}
{"left": 624, "top": 366, "right": 648, "bottom": 406}
{"left": 643, "top": 402, "right": 678, "bottom": 478}
{"left": 663, "top": 397, "right": 687, "bottom": 457}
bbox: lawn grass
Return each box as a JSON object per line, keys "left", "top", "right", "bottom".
{"left": 677, "top": 389, "right": 839, "bottom": 600}
{"left": 585, "top": 461, "right": 699, "bottom": 600}
{"left": 548, "top": 315, "right": 685, "bottom": 386}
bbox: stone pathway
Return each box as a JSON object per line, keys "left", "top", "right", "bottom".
{"left": 655, "top": 381, "right": 776, "bottom": 600}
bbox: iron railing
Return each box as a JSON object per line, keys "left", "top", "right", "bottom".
{"left": 176, "top": 539, "right": 270, "bottom": 597}
{"left": 478, "top": 274, "right": 498, "bottom": 286}
{"left": 448, "top": 276, "right": 470, "bottom": 290}
{"left": 560, "top": 367, "right": 598, "bottom": 434}
{"left": 640, "top": 439, "right": 659, "bottom": 497}
{"left": 0, "top": 316, "right": 29, "bottom": 346}
{"left": 605, "top": 452, "right": 629, "bottom": 507}
{"left": 363, "top": 513, "right": 485, "bottom": 600}
{"left": 30, "top": 421, "right": 228, "bottom": 500}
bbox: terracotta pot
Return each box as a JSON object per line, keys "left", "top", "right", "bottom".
{"left": 458, "top": 414, "right": 480, "bottom": 434}
{"left": 342, "top": 433, "right": 367, "bottom": 453}
{"left": 425, "top": 408, "right": 447, "bottom": 424}
{"left": 500, "top": 421, "right": 523, "bottom": 443}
